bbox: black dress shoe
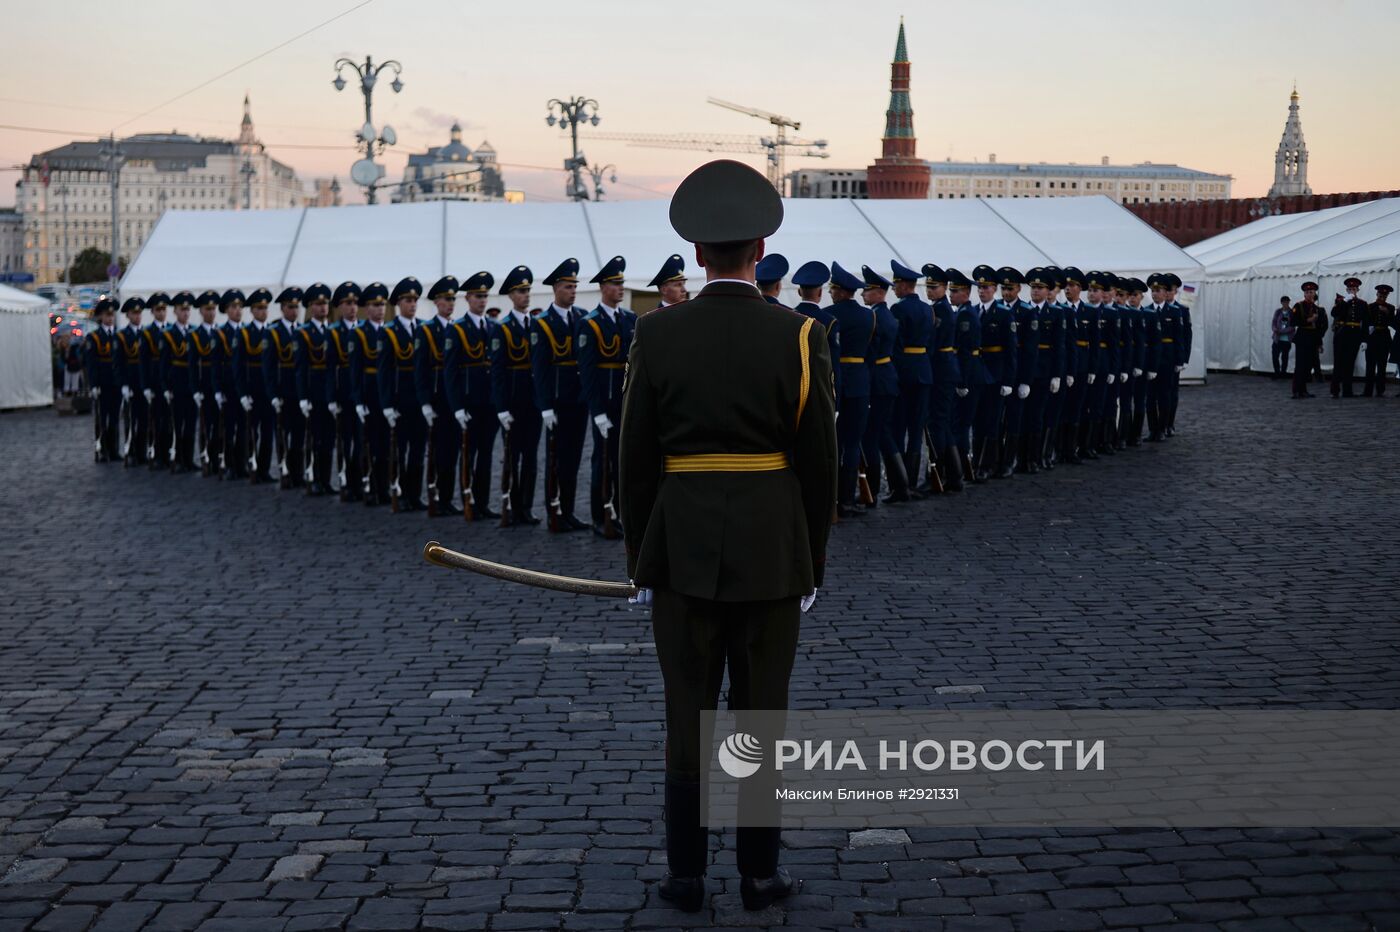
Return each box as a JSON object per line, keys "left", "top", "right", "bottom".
{"left": 475, "top": 506, "right": 501, "bottom": 521}
{"left": 658, "top": 874, "right": 705, "bottom": 913}
{"left": 437, "top": 502, "right": 463, "bottom": 517}
{"left": 516, "top": 512, "right": 541, "bottom": 526}
{"left": 740, "top": 867, "right": 797, "bottom": 911}
{"left": 399, "top": 500, "right": 421, "bottom": 513}
{"left": 564, "top": 513, "right": 589, "bottom": 532}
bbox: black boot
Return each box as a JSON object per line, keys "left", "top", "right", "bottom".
{"left": 902, "top": 452, "right": 928, "bottom": 498}
{"left": 1061, "top": 424, "right": 1081, "bottom": 464}
{"left": 1081, "top": 420, "right": 1099, "bottom": 459}
{"left": 1040, "top": 428, "right": 1055, "bottom": 470}
{"left": 972, "top": 439, "right": 991, "bottom": 483}
{"left": 995, "top": 433, "right": 1015, "bottom": 479}
{"left": 941, "top": 447, "right": 964, "bottom": 492}
{"left": 881, "top": 453, "right": 912, "bottom": 503}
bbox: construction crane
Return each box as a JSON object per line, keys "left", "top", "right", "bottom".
{"left": 706, "top": 97, "right": 814, "bottom": 191}
{"left": 582, "top": 131, "right": 828, "bottom": 193}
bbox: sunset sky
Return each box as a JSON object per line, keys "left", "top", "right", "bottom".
{"left": 4, "top": 0, "right": 1398, "bottom": 206}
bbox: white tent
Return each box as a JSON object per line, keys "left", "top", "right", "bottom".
{"left": 122, "top": 195, "right": 1204, "bottom": 373}
{"left": 0, "top": 283, "right": 53, "bottom": 410}
{"left": 1188, "top": 198, "right": 1400, "bottom": 371}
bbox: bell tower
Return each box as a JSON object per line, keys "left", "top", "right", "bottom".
{"left": 1267, "top": 85, "right": 1312, "bottom": 198}
{"left": 866, "top": 19, "right": 931, "bottom": 199}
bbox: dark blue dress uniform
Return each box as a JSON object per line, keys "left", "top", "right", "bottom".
{"left": 116, "top": 297, "right": 148, "bottom": 465}
{"left": 351, "top": 283, "right": 391, "bottom": 504}
{"left": 1122, "top": 279, "right": 1150, "bottom": 446}
{"left": 265, "top": 287, "right": 306, "bottom": 487}
{"left": 379, "top": 276, "right": 427, "bottom": 510}
{"left": 141, "top": 293, "right": 173, "bottom": 468}
{"left": 416, "top": 276, "right": 462, "bottom": 514}
{"left": 927, "top": 265, "right": 964, "bottom": 490}
{"left": 218, "top": 290, "right": 247, "bottom": 478}
{"left": 858, "top": 265, "right": 904, "bottom": 502}
{"left": 1060, "top": 269, "right": 1091, "bottom": 462}
{"left": 235, "top": 292, "right": 275, "bottom": 483}
{"left": 972, "top": 266, "right": 1016, "bottom": 479}
{"left": 1151, "top": 274, "right": 1183, "bottom": 436}
{"left": 327, "top": 282, "right": 363, "bottom": 499}
{"left": 445, "top": 271, "right": 498, "bottom": 518}
{"left": 1029, "top": 268, "right": 1067, "bottom": 470}
{"left": 887, "top": 260, "right": 932, "bottom": 486}
{"left": 828, "top": 261, "right": 874, "bottom": 511}
{"left": 1138, "top": 285, "right": 1163, "bottom": 440}
{"left": 533, "top": 258, "right": 588, "bottom": 529}
{"left": 190, "top": 293, "right": 225, "bottom": 475}
{"left": 83, "top": 302, "right": 121, "bottom": 462}
{"left": 491, "top": 266, "right": 542, "bottom": 523}
{"left": 999, "top": 267, "right": 1036, "bottom": 478}
{"left": 791, "top": 261, "right": 841, "bottom": 401}
{"left": 1083, "top": 272, "right": 1119, "bottom": 456}
{"left": 949, "top": 268, "right": 982, "bottom": 474}
{"left": 1167, "top": 274, "right": 1191, "bottom": 432}
{"left": 297, "top": 283, "right": 336, "bottom": 496}
{"left": 578, "top": 255, "right": 637, "bottom": 533}
{"left": 160, "top": 311, "right": 198, "bottom": 472}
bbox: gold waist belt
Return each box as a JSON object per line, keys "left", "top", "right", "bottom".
{"left": 663, "top": 452, "right": 789, "bottom": 473}
{"left": 901, "top": 347, "right": 927, "bottom": 354}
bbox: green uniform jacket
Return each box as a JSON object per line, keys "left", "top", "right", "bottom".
{"left": 619, "top": 280, "right": 838, "bottom": 602}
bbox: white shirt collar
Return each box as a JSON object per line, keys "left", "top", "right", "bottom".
{"left": 512, "top": 309, "right": 529, "bottom": 327}
{"left": 598, "top": 302, "right": 619, "bottom": 321}
{"left": 370, "top": 320, "right": 382, "bottom": 330}
{"left": 312, "top": 319, "right": 325, "bottom": 331}
{"left": 705, "top": 278, "right": 760, "bottom": 291}
{"left": 550, "top": 302, "right": 573, "bottom": 316}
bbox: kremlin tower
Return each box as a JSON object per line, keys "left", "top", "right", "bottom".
{"left": 866, "top": 19, "right": 931, "bottom": 199}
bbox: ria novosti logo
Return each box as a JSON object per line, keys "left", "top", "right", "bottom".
{"left": 717, "top": 732, "right": 764, "bottom": 778}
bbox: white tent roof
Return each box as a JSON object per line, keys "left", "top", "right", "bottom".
{"left": 0, "top": 282, "right": 49, "bottom": 313}
{"left": 122, "top": 196, "right": 1201, "bottom": 298}
{"left": 1188, "top": 198, "right": 1400, "bottom": 279}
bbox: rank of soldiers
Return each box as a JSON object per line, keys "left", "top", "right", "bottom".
{"left": 84, "top": 256, "right": 1194, "bottom": 525}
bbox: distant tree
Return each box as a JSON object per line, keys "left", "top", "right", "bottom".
{"left": 66, "top": 247, "right": 126, "bottom": 285}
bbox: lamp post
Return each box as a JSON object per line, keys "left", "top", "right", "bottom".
{"left": 545, "top": 96, "right": 600, "bottom": 202}
{"left": 332, "top": 55, "right": 404, "bottom": 204}
{"left": 98, "top": 135, "right": 123, "bottom": 294}
{"left": 586, "top": 163, "right": 617, "bottom": 202}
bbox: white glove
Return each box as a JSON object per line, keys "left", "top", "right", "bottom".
{"left": 800, "top": 589, "right": 817, "bottom": 613}
{"left": 383, "top": 407, "right": 399, "bottom": 427}
{"left": 1175, "top": 364, "right": 1184, "bottom": 372}
{"left": 356, "top": 404, "right": 369, "bottom": 422}
{"left": 194, "top": 392, "right": 204, "bottom": 404}
{"left": 121, "top": 385, "right": 132, "bottom": 399}
{"left": 541, "top": 409, "right": 557, "bottom": 431}
{"left": 1120, "top": 372, "right": 1128, "bottom": 382}
{"left": 454, "top": 409, "right": 469, "bottom": 430}
{"left": 955, "top": 387, "right": 969, "bottom": 398}
{"left": 594, "top": 413, "right": 613, "bottom": 437}
{"left": 299, "top": 399, "right": 312, "bottom": 416}
{"left": 271, "top": 397, "right": 283, "bottom": 412}
{"left": 1106, "top": 374, "right": 1115, "bottom": 385}
{"left": 1132, "top": 368, "right": 1142, "bottom": 377}
{"left": 164, "top": 390, "right": 173, "bottom": 402}
{"left": 143, "top": 388, "right": 154, "bottom": 402}
{"left": 93, "top": 386, "right": 102, "bottom": 398}
{"left": 628, "top": 584, "right": 653, "bottom": 607}
{"left": 1147, "top": 371, "right": 1158, "bottom": 380}
{"left": 1087, "top": 373, "right": 1096, "bottom": 385}
{"left": 999, "top": 385, "right": 1012, "bottom": 397}
{"left": 497, "top": 411, "right": 514, "bottom": 430}
{"left": 214, "top": 392, "right": 225, "bottom": 405}
{"left": 421, "top": 404, "right": 435, "bottom": 426}
{"left": 1016, "top": 384, "right": 1030, "bottom": 399}
{"left": 1049, "top": 377, "right": 1061, "bottom": 393}
{"left": 1066, "top": 375, "right": 1074, "bottom": 388}
{"left": 241, "top": 395, "right": 253, "bottom": 412}
{"left": 328, "top": 402, "right": 340, "bottom": 415}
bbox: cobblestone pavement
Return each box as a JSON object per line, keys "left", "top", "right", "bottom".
{"left": 2, "top": 373, "right": 1398, "bottom": 931}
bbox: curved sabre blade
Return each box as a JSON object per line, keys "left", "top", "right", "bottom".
{"left": 422, "top": 541, "right": 637, "bottom": 599}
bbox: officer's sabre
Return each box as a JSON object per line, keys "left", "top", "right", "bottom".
{"left": 421, "top": 541, "right": 636, "bottom": 599}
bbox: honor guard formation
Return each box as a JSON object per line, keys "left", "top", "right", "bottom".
{"left": 83, "top": 254, "right": 1196, "bottom": 521}
{"left": 1281, "top": 278, "right": 1397, "bottom": 399}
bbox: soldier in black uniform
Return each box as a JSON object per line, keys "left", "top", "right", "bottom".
{"left": 1290, "top": 282, "right": 1327, "bottom": 399}
{"left": 447, "top": 272, "right": 499, "bottom": 519}
{"left": 620, "top": 159, "right": 836, "bottom": 914}
{"left": 84, "top": 299, "right": 121, "bottom": 462}
{"left": 142, "top": 293, "right": 173, "bottom": 469}
{"left": 533, "top": 259, "right": 588, "bottom": 530}
{"left": 266, "top": 287, "right": 305, "bottom": 487}
{"left": 236, "top": 288, "right": 275, "bottom": 483}
{"left": 297, "top": 283, "right": 335, "bottom": 496}
{"left": 417, "top": 276, "right": 462, "bottom": 515}
{"left": 115, "top": 296, "right": 147, "bottom": 465}
{"left": 190, "top": 291, "right": 225, "bottom": 476}
{"left": 328, "top": 282, "right": 362, "bottom": 499}
{"left": 491, "top": 266, "right": 542, "bottom": 525}
{"left": 578, "top": 256, "right": 637, "bottom": 536}
{"left": 353, "top": 283, "right": 391, "bottom": 505}
{"left": 1331, "top": 277, "right": 1367, "bottom": 398}
{"left": 1363, "top": 284, "right": 1395, "bottom": 396}
{"left": 380, "top": 277, "right": 427, "bottom": 510}
{"left": 162, "top": 294, "right": 198, "bottom": 473}
{"left": 218, "top": 290, "right": 246, "bottom": 479}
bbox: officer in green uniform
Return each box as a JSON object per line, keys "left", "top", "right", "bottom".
{"left": 620, "top": 160, "right": 837, "bottom": 914}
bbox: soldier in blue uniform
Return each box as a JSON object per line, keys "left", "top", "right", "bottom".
{"left": 578, "top": 255, "right": 637, "bottom": 537}
{"left": 888, "top": 259, "right": 932, "bottom": 494}
{"left": 1025, "top": 268, "right": 1065, "bottom": 472}
{"left": 116, "top": 296, "right": 147, "bottom": 466}
{"left": 414, "top": 276, "right": 461, "bottom": 514}
{"left": 792, "top": 261, "right": 841, "bottom": 400}
{"left": 492, "top": 266, "right": 542, "bottom": 525}
{"left": 533, "top": 258, "right": 589, "bottom": 531}
{"left": 1163, "top": 273, "right": 1189, "bottom": 434}
{"left": 266, "top": 287, "right": 305, "bottom": 487}
{"left": 1122, "top": 278, "right": 1149, "bottom": 446}
{"left": 353, "top": 283, "right": 391, "bottom": 505}
{"left": 141, "top": 293, "right": 172, "bottom": 469}
{"left": 972, "top": 265, "right": 1015, "bottom": 482}
{"left": 1059, "top": 269, "right": 1089, "bottom": 464}
{"left": 828, "top": 261, "right": 874, "bottom": 516}
{"left": 84, "top": 298, "right": 121, "bottom": 462}
{"left": 948, "top": 268, "right": 982, "bottom": 483}
{"left": 297, "top": 283, "right": 335, "bottom": 497}
{"left": 380, "top": 277, "right": 426, "bottom": 510}
{"left": 328, "top": 282, "right": 362, "bottom": 499}
{"left": 859, "top": 265, "right": 907, "bottom": 503}
{"left": 924, "top": 264, "right": 963, "bottom": 492}
{"left": 236, "top": 288, "right": 275, "bottom": 483}
{"left": 161, "top": 293, "right": 198, "bottom": 473}
{"left": 998, "top": 267, "right": 1034, "bottom": 478}
{"left": 190, "top": 290, "right": 225, "bottom": 476}
{"left": 1113, "top": 276, "right": 1136, "bottom": 450}
{"left": 447, "top": 271, "right": 499, "bottom": 519}
{"left": 1083, "top": 272, "right": 1118, "bottom": 457}
{"left": 218, "top": 290, "right": 247, "bottom": 479}
{"left": 1149, "top": 274, "right": 1181, "bottom": 439}
{"left": 649, "top": 254, "right": 687, "bottom": 310}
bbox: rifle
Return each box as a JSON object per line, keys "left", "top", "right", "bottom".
{"left": 460, "top": 417, "right": 472, "bottom": 522}
{"left": 336, "top": 405, "right": 348, "bottom": 501}
{"left": 277, "top": 402, "right": 290, "bottom": 489}
{"left": 923, "top": 426, "right": 944, "bottom": 494}
{"left": 90, "top": 383, "right": 102, "bottom": 461}
{"left": 217, "top": 400, "right": 226, "bottom": 476}
{"left": 247, "top": 404, "right": 257, "bottom": 482}
{"left": 499, "top": 426, "right": 513, "bottom": 528}
{"left": 545, "top": 424, "right": 561, "bottom": 533}
{"left": 146, "top": 391, "right": 157, "bottom": 467}
{"left": 361, "top": 410, "right": 372, "bottom": 503}
{"left": 427, "top": 412, "right": 439, "bottom": 517}
{"left": 168, "top": 392, "right": 177, "bottom": 469}
{"left": 857, "top": 453, "right": 875, "bottom": 506}
{"left": 199, "top": 394, "right": 211, "bottom": 476}
{"left": 303, "top": 404, "right": 315, "bottom": 493}
{"left": 119, "top": 393, "right": 132, "bottom": 466}
{"left": 389, "top": 417, "right": 401, "bottom": 513}
{"left": 601, "top": 424, "right": 621, "bottom": 540}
